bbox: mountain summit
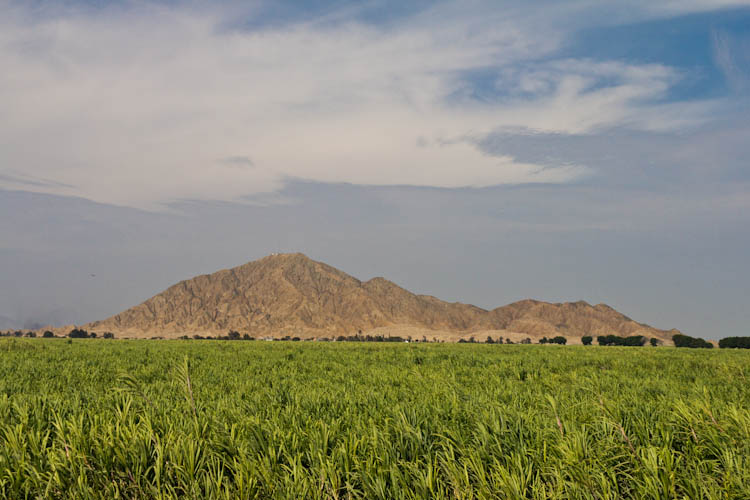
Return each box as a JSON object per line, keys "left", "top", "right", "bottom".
{"left": 87, "top": 253, "right": 679, "bottom": 342}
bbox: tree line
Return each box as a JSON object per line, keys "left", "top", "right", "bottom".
{"left": 0, "top": 328, "right": 114, "bottom": 339}
{"left": 2, "top": 328, "right": 748, "bottom": 348}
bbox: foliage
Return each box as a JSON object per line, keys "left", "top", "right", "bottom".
{"left": 541, "top": 336, "right": 567, "bottom": 345}
{"left": 718, "top": 337, "right": 750, "bottom": 349}
{"left": 598, "top": 335, "right": 647, "bottom": 347}
{"left": 68, "top": 328, "right": 91, "bottom": 338}
{"left": 673, "top": 334, "right": 713, "bottom": 349}
{"left": 337, "top": 333, "right": 411, "bottom": 342}
{"left": 581, "top": 336, "right": 593, "bottom": 345}
{"left": 0, "top": 339, "right": 747, "bottom": 499}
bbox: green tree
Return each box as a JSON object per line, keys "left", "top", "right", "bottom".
{"left": 673, "top": 334, "right": 713, "bottom": 348}
{"left": 718, "top": 337, "right": 750, "bottom": 349}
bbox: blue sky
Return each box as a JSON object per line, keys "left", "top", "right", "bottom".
{"left": 1, "top": 0, "right": 749, "bottom": 337}
{"left": 571, "top": 9, "right": 750, "bottom": 100}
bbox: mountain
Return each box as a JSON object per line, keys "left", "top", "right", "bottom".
{"left": 86, "top": 253, "right": 679, "bottom": 342}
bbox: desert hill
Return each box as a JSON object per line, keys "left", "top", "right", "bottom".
{"left": 84, "top": 253, "right": 679, "bottom": 342}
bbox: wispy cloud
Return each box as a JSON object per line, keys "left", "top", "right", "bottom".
{"left": 0, "top": 0, "right": 737, "bottom": 209}
{"left": 0, "top": 171, "right": 75, "bottom": 189}
{"left": 712, "top": 29, "right": 750, "bottom": 94}
{"left": 219, "top": 156, "right": 255, "bottom": 169}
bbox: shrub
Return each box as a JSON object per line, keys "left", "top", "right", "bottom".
{"left": 42, "top": 331, "right": 55, "bottom": 338}
{"left": 597, "top": 335, "right": 647, "bottom": 346}
{"left": 485, "top": 336, "right": 495, "bottom": 344}
{"left": 650, "top": 338, "right": 660, "bottom": 347}
{"left": 626, "top": 335, "right": 647, "bottom": 347}
{"left": 718, "top": 337, "right": 750, "bottom": 349}
{"left": 539, "top": 337, "right": 548, "bottom": 344}
{"left": 102, "top": 332, "right": 115, "bottom": 339}
{"left": 581, "top": 336, "right": 592, "bottom": 345}
{"left": 68, "top": 328, "right": 90, "bottom": 339}
{"left": 551, "top": 336, "right": 567, "bottom": 345}
{"left": 672, "top": 334, "right": 713, "bottom": 349}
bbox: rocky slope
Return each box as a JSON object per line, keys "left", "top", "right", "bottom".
{"left": 86, "top": 253, "right": 679, "bottom": 341}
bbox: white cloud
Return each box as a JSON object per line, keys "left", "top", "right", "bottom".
{"left": 0, "top": 1, "right": 728, "bottom": 209}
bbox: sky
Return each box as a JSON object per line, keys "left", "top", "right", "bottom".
{"left": 1, "top": 0, "right": 749, "bottom": 338}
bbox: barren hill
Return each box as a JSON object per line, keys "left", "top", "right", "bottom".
{"left": 86, "top": 253, "right": 679, "bottom": 342}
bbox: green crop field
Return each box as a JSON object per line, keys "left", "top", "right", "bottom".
{"left": 0, "top": 339, "right": 748, "bottom": 499}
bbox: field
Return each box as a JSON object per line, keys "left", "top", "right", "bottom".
{"left": 0, "top": 339, "right": 748, "bottom": 499}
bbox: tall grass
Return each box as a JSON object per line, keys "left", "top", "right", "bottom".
{"left": 0, "top": 339, "right": 748, "bottom": 498}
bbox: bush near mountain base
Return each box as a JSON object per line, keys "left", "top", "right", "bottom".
{"left": 597, "top": 335, "right": 648, "bottom": 346}
{"left": 719, "top": 337, "right": 750, "bottom": 349}
{"left": 68, "top": 328, "right": 91, "bottom": 338}
{"left": 673, "top": 334, "right": 713, "bottom": 348}
{"left": 581, "top": 335, "right": 593, "bottom": 345}
{"left": 546, "top": 336, "right": 566, "bottom": 345}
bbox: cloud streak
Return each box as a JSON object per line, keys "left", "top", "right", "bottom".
{"left": 0, "top": 0, "right": 738, "bottom": 209}
{"left": 712, "top": 29, "right": 750, "bottom": 94}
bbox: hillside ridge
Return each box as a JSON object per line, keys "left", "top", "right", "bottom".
{"left": 85, "top": 253, "right": 679, "bottom": 342}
